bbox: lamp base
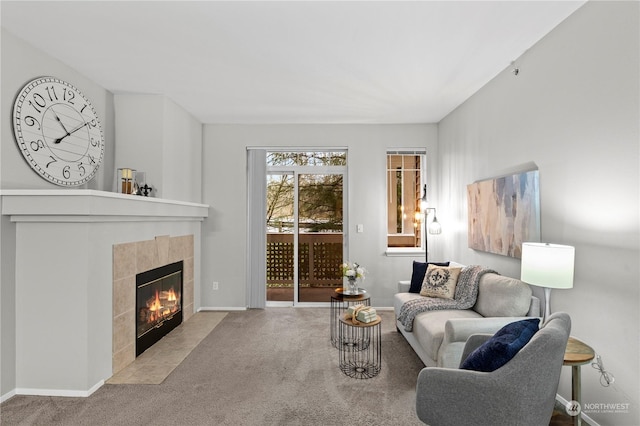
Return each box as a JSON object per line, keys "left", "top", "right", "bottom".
{"left": 543, "top": 287, "right": 551, "bottom": 324}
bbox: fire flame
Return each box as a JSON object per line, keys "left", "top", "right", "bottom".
{"left": 143, "top": 287, "right": 180, "bottom": 324}
{"left": 165, "top": 288, "right": 177, "bottom": 302}
{"left": 148, "top": 290, "right": 162, "bottom": 312}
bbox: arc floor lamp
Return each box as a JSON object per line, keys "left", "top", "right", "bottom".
{"left": 420, "top": 185, "right": 442, "bottom": 262}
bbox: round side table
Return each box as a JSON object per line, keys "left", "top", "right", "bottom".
{"left": 330, "top": 291, "right": 370, "bottom": 348}
{"left": 338, "top": 315, "right": 382, "bottom": 379}
{"left": 563, "top": 336, "right": 595, "bottom": 426}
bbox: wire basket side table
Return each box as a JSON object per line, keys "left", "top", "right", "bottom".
{"left": 338, "top": 315, "right": 382, "bottom": 379}
{"left": 330, "top": 291, "right": 370, "bottom": 348}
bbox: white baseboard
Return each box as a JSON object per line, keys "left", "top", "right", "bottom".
{"left": 1, "top": 389, "right": 16, "bottom": 403}
{"left": 556, "top": 393, "right": 601, "bottom": 426}
{"left": 9, "top": 380, "right": 104, "bottom": 399}
{"left": 198, "top": 306, "right": 247, "bottom": 311}
{"left": 198, "top": 305, "right": 395, "bottom": 311}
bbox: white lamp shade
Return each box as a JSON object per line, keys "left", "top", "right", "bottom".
{"left": 520, "top": 242, "right": 575, "bottom": 289}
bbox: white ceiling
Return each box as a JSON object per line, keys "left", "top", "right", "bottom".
{"left": 2, "top": 1, "right": 585, "bottom": 124}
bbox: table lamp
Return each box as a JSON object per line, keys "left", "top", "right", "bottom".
{"left": 520, "top": 242, "right": 575, "bottom": 322}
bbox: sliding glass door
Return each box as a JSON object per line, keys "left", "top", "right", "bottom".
{"left": 266, "top": 172, "right": 295, "bottom": 303}
{"left": 266, "top": 151, "right": 346, "bottom": 305}
{"left": 297, "top": 173, "right": 343, "bottom": 303}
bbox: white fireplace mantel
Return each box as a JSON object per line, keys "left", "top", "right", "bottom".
{"left": 1, "top": 189, "right": 208, "bottom": 397}
{"left": 1, "top": 189, "right": 209, "bottom": 222}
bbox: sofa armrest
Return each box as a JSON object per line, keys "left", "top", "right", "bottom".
{"left": 443, "top": 316, "right": 534, "bottom": 344}
{"left": 397, "top": 280, "right": 411, "bottom": 293}
{"left": 528, "top": 295, "right": 541, "bottom": 317}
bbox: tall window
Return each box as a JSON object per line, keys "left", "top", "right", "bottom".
{"left": 386, "top": 150, "right": 426, "bottom": 250}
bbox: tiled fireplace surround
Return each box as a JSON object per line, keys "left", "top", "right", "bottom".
{"left": 112, "top": 235, "right": 195, "bottom": 375}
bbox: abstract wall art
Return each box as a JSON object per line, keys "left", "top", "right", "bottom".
{"left": 467, "top": 170, "right": 540, "bottom": 258}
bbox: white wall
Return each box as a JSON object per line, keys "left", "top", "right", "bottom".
{"left": 201, "top": 124, "right": 438, "bottom": 309}
{"left": 114, "top": 95, "right": 164, "bottom": 193}
{"left": 114, "top": 94, "right": 203, "bottom": 202}
{"left": 437, "top": 2, "right": 639, "bottom": 425}
{"left": 163, "top": 99, "right": 203, "bottom": 202}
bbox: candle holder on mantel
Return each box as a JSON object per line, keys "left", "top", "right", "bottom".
{"left": 134, "top": 171, "right": 145, "bottom": 195}
{"left": 117, "top": 168, "right": 136, "bottom": 194}
{"left": 134, "top": 171, "right": 153, "bottom": 196}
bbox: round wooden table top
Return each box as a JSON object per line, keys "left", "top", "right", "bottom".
{"left": 563, "top": 336, "right": 595, "bottom": 366}
{"left": 332, "top": 289, "right": 370, "bottom": 302}
{"left": 340, "top": 314, "right": 381, "bottom": 327}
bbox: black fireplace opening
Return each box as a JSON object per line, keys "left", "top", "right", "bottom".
{"left": 136, "top": 260, "right": 183, "bottom": 357}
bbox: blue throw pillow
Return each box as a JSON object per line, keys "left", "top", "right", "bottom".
{"left": 460, "top": 318, "right": 540, "bottom": 372}
{"left": 409, "top": 261, "right": 450, "bottom": 293}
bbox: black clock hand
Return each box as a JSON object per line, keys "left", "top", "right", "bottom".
{"left": 68, "top": 121, "right": 90, "bottom": 135}
{"left": 51, "top": 109, "right": 70, "bottom": 134}
{"left": 53, "top": 121, "right": 89, "bottom": 144}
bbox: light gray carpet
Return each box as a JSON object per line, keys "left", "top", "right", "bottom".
{"left": 0, "top": 308, "right": 426, "bottom": 425}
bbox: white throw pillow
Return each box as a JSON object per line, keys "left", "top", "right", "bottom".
{"left": 420, "top": 264, "right": 462, "bottom": 299}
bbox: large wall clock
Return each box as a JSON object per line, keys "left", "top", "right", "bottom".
{"left": 12, "top": 76, "right": 105, "bottom": 186}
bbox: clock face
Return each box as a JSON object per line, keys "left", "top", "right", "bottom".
{"left": 12, "top": 77, "right": 105, "bottom": 186}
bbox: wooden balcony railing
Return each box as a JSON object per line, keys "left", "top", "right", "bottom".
{"left": 267, "top": 232, "right": 343, "bottom": 287}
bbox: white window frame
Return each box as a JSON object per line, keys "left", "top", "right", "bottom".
{"left": 385, "top": 149, "right": 427, "bottom": 257}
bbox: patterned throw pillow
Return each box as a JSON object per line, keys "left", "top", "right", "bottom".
{"left": 409, "top": 261, "right": 451, "bottom": 293}
{"left": 420, "top": 264, "right": 462, "bottom": 299}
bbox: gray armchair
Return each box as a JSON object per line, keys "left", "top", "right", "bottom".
{"left": 415, "top": 312, "right": 571, "bottom": 426}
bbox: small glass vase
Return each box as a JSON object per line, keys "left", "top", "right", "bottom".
{"left": 347, "top": 278, "right": 358, "bottom": 294}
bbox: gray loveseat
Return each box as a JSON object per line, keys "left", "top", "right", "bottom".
{"left": 394, "top": 264, "right": 541, "bottom": 368}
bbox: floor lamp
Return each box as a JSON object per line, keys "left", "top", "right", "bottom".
{"left": 520, "top": 242, "right": 575, "bottom": 323}
{"left": 420, "top": 185, "right": 442, "bottom": 263}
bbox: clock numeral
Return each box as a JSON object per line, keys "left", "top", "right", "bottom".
{"left": 80, "top": 104, "right": 87, "bottom": 113}
{"left": 28, "top": 92, "right": 47, "bottom": 114}
{"left": 46, "top": 156, "right": 57, "bottom": 168}
{"left": 23, "top": 115, "right": 41, "bottom": 130}
{"left": 90, "top": 137, "right": 98, "bottom": 147}
{"left": 63, "top": 88, "right": 75, "bottom": 104}
{"left": 62, "top": 165, "right": 71, "bottom": 179}
{"left": 77, "top": 162, "right": 86, "bottom": 177}
{"left": 88, "top": 154, "right": 96, "bottom": 165}
{"left": 45, "top": 86, "right": 59, "bottom": 102}
{"left": 30, "top": 139, "right": 45, "bottom": 152}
